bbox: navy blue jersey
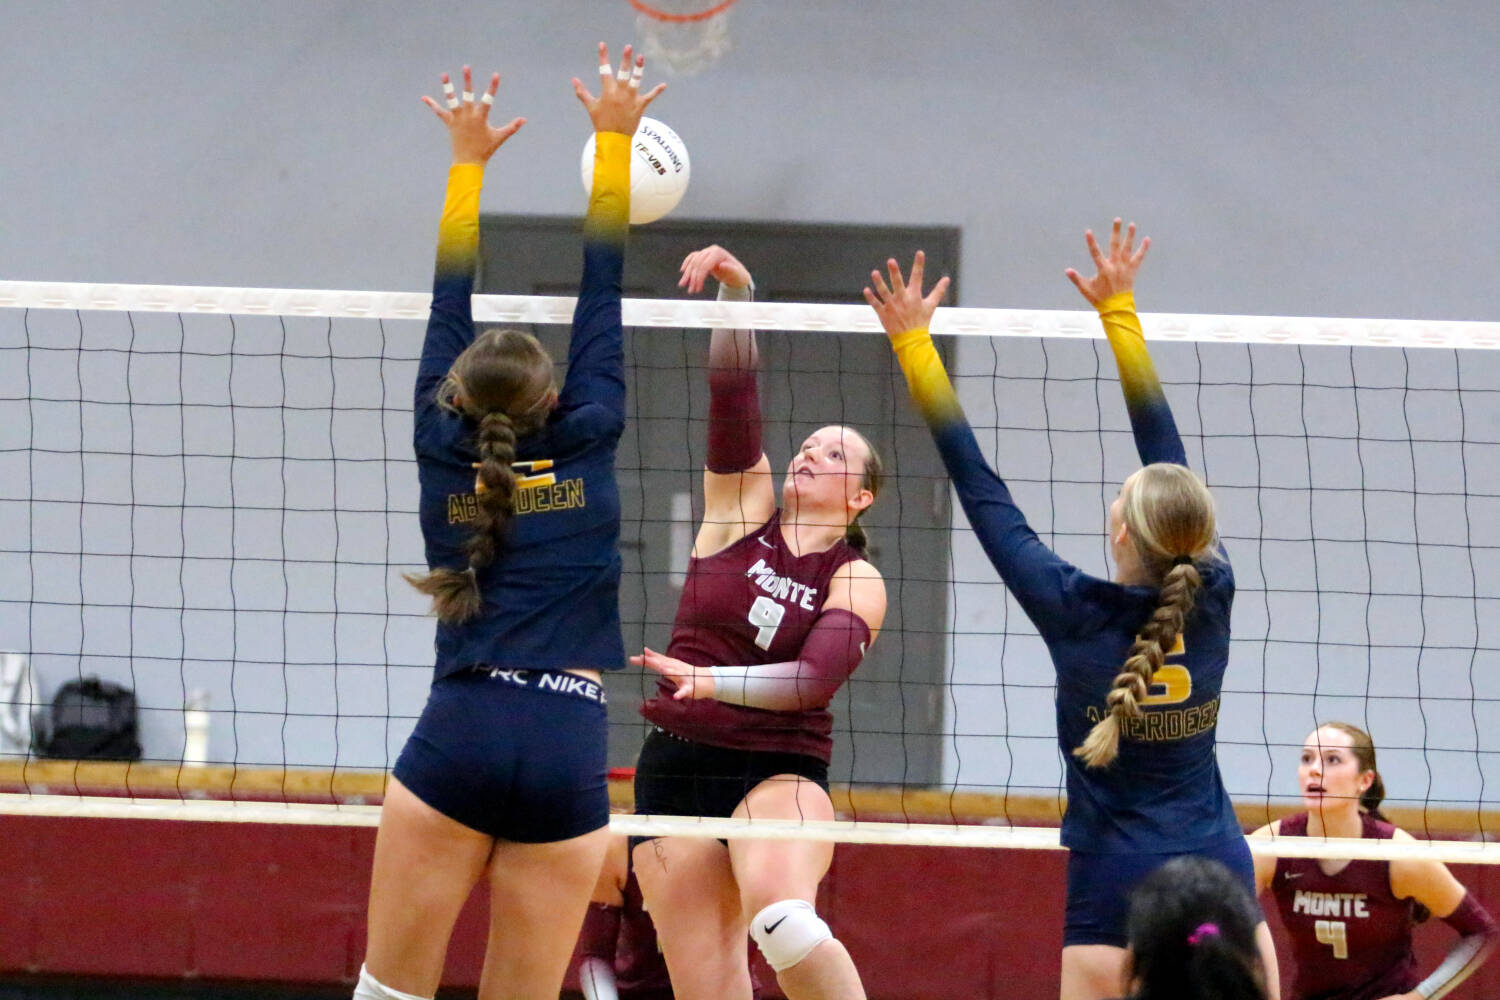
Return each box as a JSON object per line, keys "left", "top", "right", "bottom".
{"left": 891, "top": 292, "right": 1240, "bottom": 854}
{"left": 412, "top": 150, "right": 630, "bottom": 681}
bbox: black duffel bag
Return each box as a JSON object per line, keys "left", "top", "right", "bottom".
{"left": 38, "top": 676, "right": 143, "bottom": 761}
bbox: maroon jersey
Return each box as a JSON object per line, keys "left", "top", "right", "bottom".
{"left": 641, "top": 511, "right": 861, "bottom": 762}
{"left": 1273, "top": 811, "right": 1419, "bottom": 1000}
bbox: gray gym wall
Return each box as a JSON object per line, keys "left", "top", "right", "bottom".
{"left": 3, "top": 2, "right": 1498, "bottom": 812}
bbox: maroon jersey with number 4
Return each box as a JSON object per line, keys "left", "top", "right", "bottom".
{"left": 1272, "top": 811, "right": 1419, "bottom": 1000}
{"left": 641, "top": 511, "right": 861, "bottom": 762}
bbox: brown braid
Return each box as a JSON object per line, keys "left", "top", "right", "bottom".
{"left": 404, "top": 328, "right": 554, "bottom": 624}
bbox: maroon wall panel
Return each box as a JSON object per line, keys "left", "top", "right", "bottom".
{"left": 2, "top": 814, "right": 1497, "bottom": 1000}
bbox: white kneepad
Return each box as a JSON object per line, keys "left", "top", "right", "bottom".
{"left": 353, "top": 964, "right": 432, "bottom": 1000}
{"left": 750, "top": 899, "right": 833, "bottom": 973}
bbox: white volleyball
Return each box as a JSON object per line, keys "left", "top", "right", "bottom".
{"left": 580, "top": 117, "right": 691, "bottom": 225}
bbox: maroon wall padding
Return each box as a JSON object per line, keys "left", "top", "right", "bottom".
{"left": 3, "top": 814, "right": 1498, "bottom": 999}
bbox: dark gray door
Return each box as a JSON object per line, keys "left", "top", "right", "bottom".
{"left": 479, "top": 218, "right": 959, "bottom": 787}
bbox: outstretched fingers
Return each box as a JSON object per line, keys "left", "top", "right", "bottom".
{"left": 1063, "top": 267, "right": 1090, "bottom": 299}
{"left": 478, "top": 72, "right": 499, "bottom": 116}
{"left": 886, "top": 257, "right": 908, "bottom": 297}
{"left": 924, "top": 274, "right": 951, "bottom": 309}
{"left": 1132, "top": 233, "right": 1151, "bottom": 267}
{"left": 1084, "top": 229, "right": 1106, "bottom": 268}
{"left": 639, "top": 80, "right": 667, "bottom": 109}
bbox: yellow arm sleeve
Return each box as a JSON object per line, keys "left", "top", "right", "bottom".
{"left": 434, "top": 163, "right": 484, "bottom": 280}
{"left": 889, "top": 327, "right": 964, "bottom": 426}
{"left": 585, "top": 131, "right": 631, "bottom": 239}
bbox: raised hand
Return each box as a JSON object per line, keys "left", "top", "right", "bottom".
{"left": 421, "top": 66, "right": 526, "bottom": 166}
{"left": 630, "top": 646, "right": 715, "bottom": 701}
{"left": 571, "top": 42, "right": 667, "bottom": 136}
{"left": 862, "top": 250, "right": 951, "bottom": 337}
{"left": 1065, "top": 218, "right": 1150, "bottom": 306}
{"left": 679, "top": 245, "right": 752, "bottom": 295}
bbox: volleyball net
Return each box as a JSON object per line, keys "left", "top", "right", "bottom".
{"left": 4, "top": 279, "right": 1500, "bottom": 863}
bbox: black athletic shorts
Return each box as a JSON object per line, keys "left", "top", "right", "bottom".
{"left": 394, "top": 667, "right": 609, "bottom": 843}
{"left": 632, "top": 726, "right": 829, "bottom": 842}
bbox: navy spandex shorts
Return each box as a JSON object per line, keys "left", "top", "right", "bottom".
{"left": 394, "top": 667, "right": 609, "bottom": 843}
{"left": 1064, "top": 835, "right": 1257, "bottom": 947}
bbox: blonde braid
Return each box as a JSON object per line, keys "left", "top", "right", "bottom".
{"left": 1074, "top": 560, "right": 1202, "bottom": 768}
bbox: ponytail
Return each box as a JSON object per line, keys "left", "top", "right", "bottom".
{"left": 844, "top": 518, "right": 870, "bottom": 555}
{"left": 843, "top": 431, "right": 882, "bottom": 558}
{"left": 1362, "top": 770, "right": 1388, "bottom": 821}
{"left": 1075, "top": 559, "right": 1202, "bottom": 768}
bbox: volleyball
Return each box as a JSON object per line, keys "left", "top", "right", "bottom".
{"left": 580, "top": 116, "right": 690, "bottom": 224}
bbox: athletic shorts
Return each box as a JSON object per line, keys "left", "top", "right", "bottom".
{"left": 1063, "top": 835, "right": 1256, "bottom": 948}
{"left": 393, "top": 666, "right": 609, "bottom": 843}
{"left": 632, "top": 726, "right": 829, "bottom": 841}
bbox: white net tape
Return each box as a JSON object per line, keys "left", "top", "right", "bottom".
{"left": 3, "top": 794, "right": 1496, "bottom": 864}
{"left": 3, "top": 279, "right": 1498, "bottom": 350}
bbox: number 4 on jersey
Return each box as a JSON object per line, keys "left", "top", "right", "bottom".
{"left": 1315, "top": 919, "right": 1348, "bottom": 959}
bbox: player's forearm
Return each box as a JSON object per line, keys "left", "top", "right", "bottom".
{"left": 417, "top": 164, "right": 485, "bottom": 404}
{"left": 566, "top": 132, "right": 630, "bottom": 416}
{"left": 1420, "top": 893, "right": 1500, "bottom": 999}
{"left": 707, "top": 609, "right": 869, "bottom": 711}
{"left": 433, "top": 163, "right": 483, "bottom": 294}
{"left": 890, "top": 326, "right": 963, "bottom": 428}
{"left": 578, "top": 956, "right": 619, "bottom": 1000}
{"left": 583, "top": 130, "right": 630, "bottom": 244}
{"left": 706, "top": 282, "right": 762, "bottom": 472}
{"left": 1416, "top": 933, "right": 1495, "bottom": 999}
{"left": 1095, "top": 291, "right": 1186, "bottom": 467}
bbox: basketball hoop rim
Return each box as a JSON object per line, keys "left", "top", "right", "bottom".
{"left": 629, "top": 0, "right": 738, "bottom": 24}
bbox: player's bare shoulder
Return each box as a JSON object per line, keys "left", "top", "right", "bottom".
{"left": 829, "top": 558, "right": 887, "bottom": 639}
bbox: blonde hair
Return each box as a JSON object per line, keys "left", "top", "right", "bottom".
{"left": 1074, "top": 463, "right": 1218, "bottom": 768}
{"left": 404, "top": 328, "right": 555, "bottom": 624}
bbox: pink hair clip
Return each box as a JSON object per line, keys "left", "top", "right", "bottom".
{"left": 1187, "top": 922, "right": 1220, "bottom": 946}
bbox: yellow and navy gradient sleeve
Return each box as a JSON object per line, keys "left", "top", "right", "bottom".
{"left": 558, "top": 131, "right": 630, "bottom": 424}
{"left": 413, "top": 163, "right": 485, "bottom": 430}
{"left": 1095, "top": 290, "right": 1186, "bottom": 467}
{"left": 889, "top": 327, "right": 1076, "bottom": 633}
{"left": 416, "top": 140, "right": 633, "bottom": 680}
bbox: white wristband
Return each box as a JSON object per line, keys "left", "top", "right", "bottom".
{"left": 716, "top": 279, "right": 755, "bottom": 302}
{"left": 706, "top": 665, "right": 749, "bottom": 706}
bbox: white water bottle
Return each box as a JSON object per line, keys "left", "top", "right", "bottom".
{"left": 184, "top": 689, "right": 211, "bottom": 766}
